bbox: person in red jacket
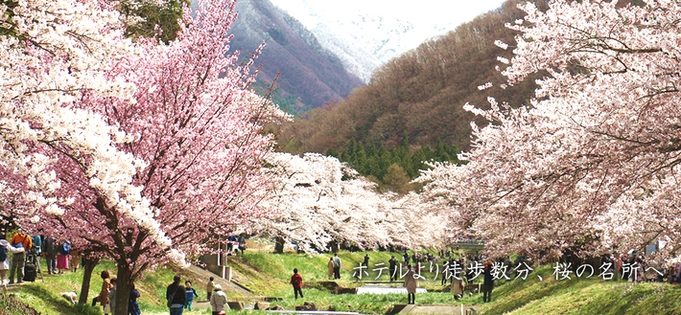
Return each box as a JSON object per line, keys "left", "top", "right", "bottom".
{"left": 290, "top": 268, "right": 304, "bottom": 299}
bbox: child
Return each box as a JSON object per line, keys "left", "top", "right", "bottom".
{"left": 108, "top": 277, "right": 117, "bottom": 314}
{"left": 184, "top": 280, "right": 199, "bottom": 310}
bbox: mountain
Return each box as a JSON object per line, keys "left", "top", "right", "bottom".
{"left": 269, "top": 0, "right": 507, "bottom": 83}
{"left": 276, "top": 0, "right": 544, "bottom": 154}
{"left": 229, "top": 0, "right": 365, "bottom": 114}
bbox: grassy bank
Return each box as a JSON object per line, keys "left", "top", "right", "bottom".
{"left": 5, "top": 248, "right": 463, "bottom": 314}
{"left": 6, "top": 247, "right": 681, "bottom": 314}
{"left": 478, "top": 265, "right": 681, "bottom": 315}
{"left": 8, "top": 260, "right": 178, "bottom": 315}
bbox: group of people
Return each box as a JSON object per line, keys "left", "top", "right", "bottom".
{"left": 326, "top": 253, "right": 342, "bottom": 280}
{"left": 167, "top": 275, "right": 229, "bottom": 315}
{"left": 0, "top": 228, "right": 75, "bottom": 287}
{"left": 94, "top": 270, "right": 141, "bottom": 315}
{"left": 43, "top": 235, "right": 78, "bottom": 275}
{"left": 93, "top": 271, "right": 232, "bottom": 315}
{"left": 320, "top": 251, "right": 497, "bottom": 305}
{"left": 400, "top": 262, "right": 494, "bottom": 305}
{"left": 226, "top": 233, "right": 247, "bottom": 256}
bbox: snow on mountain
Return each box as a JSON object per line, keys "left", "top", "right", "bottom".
{"left": 229, "top": 0, "right": 365, "bottom": 112}
{"left": 269, "top": 0, "right": 506, "bottom": 82}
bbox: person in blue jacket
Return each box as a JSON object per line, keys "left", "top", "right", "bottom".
{"left": 184, "top": 280, "right": 199, "bottom": 310}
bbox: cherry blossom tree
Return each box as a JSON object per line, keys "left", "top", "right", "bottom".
{"left": 250, "top": 153, "right": 446, "bottom": 254}
{"left": 391, "top": 191, "right": 448, "bottom": 250}
{"left": 3, "top": 0, "right": 283, "bottom": 313}
{"left": 1, "top": 0, "right": 142, "bottom": 199}
{"left": 0, "top": 0, "right": 177, "bottom": 309}
{"left": 420, "top": 0, "right": 681, "bottom": 262}
{"left": 251, "top": 153, "right": 388, "bottom": 253}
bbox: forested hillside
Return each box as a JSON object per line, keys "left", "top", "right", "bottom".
{"left": 276, "top": 0, "right": 545, "bottom": 154}
{"left": 229, "top": 0, "right": 365, "bottom": 114}
{"left": 329, "top": 136, "right": 461, "bottom": 193}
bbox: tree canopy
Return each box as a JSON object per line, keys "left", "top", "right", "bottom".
{"left": 1, "top": 0, "right": 283, "bottom": 313}
{"left": 420, "top": 0, "right": 681, "bottom": 263}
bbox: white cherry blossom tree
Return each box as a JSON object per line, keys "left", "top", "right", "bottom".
{"left": 252, "top": 153, "right": 446, "bottom": 253}
{"left": 421, "top": 0, "right": 681, "bottom": 262}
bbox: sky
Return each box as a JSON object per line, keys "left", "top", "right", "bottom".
{"left": 269, "top": 0, "right": 508, "bottom": 31}
{"left": 266, "top": 0, "right": 508, "bottom": 82}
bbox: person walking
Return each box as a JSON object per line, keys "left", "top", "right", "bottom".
{"left": 238, "top": 235, "right": 247, "bottom": 255}
{"left": 206, "top": 276, "right": 216, "bottom": 301}
{"left": 184, "top": 280, "right": 199, "bottom": 311}
{"left": 56, "top": 240, "right": 70, "bottom": 274}
{"left": 209, "top": 284, "right": 229, "bottom": 315}
{"left": 128, "top": 283, "right": 141, "bottom": 315}
{"left": 327, "top": 257, "right": 334, "bottom": 280}
{"left": 69, "top": 247, "right": 80, "bottom": 272}
{"left": 227, "top": 233, "right": 237, "bottom": 253}
{"left": 166, "top": 275, "right": 186, "bottom": 315}
{"left": 404, "top": 264, "right": 419, "bottom": 304}
{"left": 389, "top": 256, "right": 398, "bottom": 282}
{"left": 482, "top": 261, "right": 494, "bottom": 303}
{"left": 43, "top": 236, "right": 57, "bottom": 275}
{"left": 98, "top": 270, "right": 113, "bottom": 315}
{"left": 451, "top": 273, "right": 467, "bottom": 300}
{"left": 29, "top": 234, "right": 41, "bottom": 274}
{"left": 108, "top": 277, "right": 117, "bottom": 314}
{"left": 290, "top": 268, "right": 304, "bottom": 299}
{"left": 363, "top": 253, "right": 370, "bottom": 267}
{"left": 0, "top": 239, "right": 10, "bottom": 287}
{"left": 8, "top": 228, "right": 32, "bottom": 284}
{"left": 332, "top": 253, "right": 342, "bottom": 280}
{"left": 441, "top": 258, "right": 450, "bottom": 285}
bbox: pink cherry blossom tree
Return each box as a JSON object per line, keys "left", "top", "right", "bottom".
{"left": 1, "top": 0, "right": 171, "bottom": 309}
{"left": 420, "top": 0, "right": 681, "bottom": 262}
{"left": 3, "top": 0, "right": 283, "bottom": 313}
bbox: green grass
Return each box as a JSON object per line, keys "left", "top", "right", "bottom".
{"left": 217, "top": 249, "right": 467, "bottom": 314}
{"left": 478, "top": 265, "right": 681, "bottom": 315}
{"left": 6, "top": 246, "right": 681, "bottom": 315}
{"left": 3, "top": 249, "right": 464, "bottom": 314}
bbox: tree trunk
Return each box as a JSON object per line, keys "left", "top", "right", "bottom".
{"left": 329, "top": 240, "right": 339, "bottom": 253}
{"left": 274, "top": 237, "right": 285, "bottom": 254}
{"left": 78, "top": 257, "right": 100, "bottom": 305}
{"left": 113, "top": 264, "right": 133, "bottom": 315}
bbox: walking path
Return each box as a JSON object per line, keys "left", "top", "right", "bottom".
{"left": 395, "top": 304, "right": 481, "bottom": 315}
{"left": 181, "top": 267, "right": 480, "bottom": 315}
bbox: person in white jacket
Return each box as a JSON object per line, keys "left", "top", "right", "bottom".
{"left": 0, "top": 239, "right": 11, "bottom": 288}
{"left": 209, "top": 284, "right": 229, "bottom": 315}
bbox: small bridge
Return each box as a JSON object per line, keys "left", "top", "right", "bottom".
{"left": 356, "top": 286, "right": 427, "bottom": 294}
{"left": 452, "top": 240, "right": 485, "bottom": 253}
{"left": 391, "top": 304, "right": 480, "bottom": 315}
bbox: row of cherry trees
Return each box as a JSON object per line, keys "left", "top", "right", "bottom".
{"left": 2, "top": 0, "right": 449, "bottom": 313}
{"left": 420, "top": 0, "right": 681, "bottom": 263}
{"left": 19, "top": 0, "right": 681, "bottom": 313}
{"left": 247, "top": 153, "right": 446, "bottom": 254}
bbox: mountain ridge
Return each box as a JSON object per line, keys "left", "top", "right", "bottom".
{"left": 270, "top": 0, "right": 506, "bottom": 83}
{"left": 275, "top": 0, "right": 543, "bottom": 154}
{"left": 229, "top": 0, "right": 365, "bottom": 113}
